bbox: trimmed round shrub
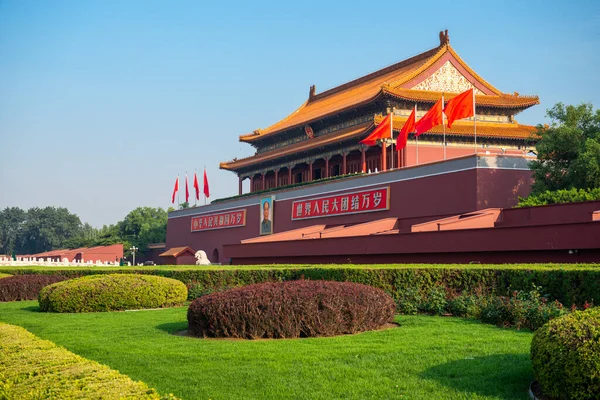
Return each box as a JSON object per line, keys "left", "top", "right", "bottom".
{"left": 187, "top": 280, "right": 396, "bottom": 339}
{"left": 531, "top": 307, "right": 600, "bottom": 399}
{"left": 39, "top": 274, "right": 188, "bottom": 312}
{"left": 0, "top": 274, "right": 69, "bottom": 302}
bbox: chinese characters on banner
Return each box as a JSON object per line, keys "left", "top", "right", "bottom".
{"left": 191, "top": 209, "right": 246, "bottom": 232}
{"left": 291, "top": 187, "right": 389, "bottom": 220}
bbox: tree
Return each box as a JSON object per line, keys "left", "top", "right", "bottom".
{"left": 530, "top": 102, "right": 600, "bottom": 194}
{"left": 0, "top": 207, "right": 27, "bottom": 256}
{"left": 19, "top": 207, "right": 83, "bottom": 254}
{"left": 119, "top": 207, "right": 167, "bottom": 256}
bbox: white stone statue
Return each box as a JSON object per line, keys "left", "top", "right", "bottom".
{"left": 195, "top": 250, "right": 211, "bottom": 265}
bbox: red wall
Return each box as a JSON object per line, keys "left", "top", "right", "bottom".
{"left": 82, "top": 244, "right": 124, "bottom": 263}
{"left": 224, "top": 210, "right": 600, "bottom": 264}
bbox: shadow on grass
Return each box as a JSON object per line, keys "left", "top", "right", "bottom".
{"left": 420, "top": 353, "right": 533, "bottom": 400}
{"left": 156, "top": 321, "right": 188, "bottom": 334}
{"left": 21, "top": 305, "right": 40, "bottom": 312}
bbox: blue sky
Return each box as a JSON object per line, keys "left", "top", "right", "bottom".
{"left": 1, "top": 0, "right": 599, "bottom": 227}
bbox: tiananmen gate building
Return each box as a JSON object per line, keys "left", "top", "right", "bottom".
{"left": 165, "top": 31, "right": 600, "bottom": 264}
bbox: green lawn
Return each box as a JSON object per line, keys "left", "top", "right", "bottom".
{"left": 0, "top": 301, "right": 534, "bottom": 400}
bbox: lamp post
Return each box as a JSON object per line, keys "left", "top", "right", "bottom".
{"left": 130, "top": 246, "right": 138, "bottom": 266}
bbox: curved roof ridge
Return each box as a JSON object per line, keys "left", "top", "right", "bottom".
{"left": 446, "top": 45, "right": 502, "bottom": 95}
{"left": 310, "top": 46, "right": 441, "bottom": 102}
{"left": 240, "top": 99, "right": 309, "bottom": 141}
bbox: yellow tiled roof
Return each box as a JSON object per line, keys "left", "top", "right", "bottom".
{"left": 240, "top": 41, "right": 537, "bottom": 143}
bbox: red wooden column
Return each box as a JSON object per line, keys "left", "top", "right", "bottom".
{"left": 238, "top": 176, "right": 243, "bottom": 195}
{"left": 342, "top": 152, "right": 347, "bottom": 175}
{"left": 249, "top": 176, "right": 254, "bottom": 193}
{"left": 325, "top": 157, "right": 330, "bottom": 178}
{"left": 274, "top": 169, "right": 279, "bottom": 188}
{"left": 288, "top": 166, "right": 293, "bottom": 184}
{"left": 261, "top": 173, "right": 266, "bottom": 190}
{"left": 308, "top": 160, "right": 313, "bottom": 182}
{"left": 381, "top": 141, "right": 387, "bottom": 171}
{"left": 361, "top": 146, "right": 366, "bottom": 172}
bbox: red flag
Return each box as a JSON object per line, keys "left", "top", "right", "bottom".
{"left": 360, "top": 114, "right": 392, "bottom": 146}
{"left": 193, "top": 171, "right": 200, "bottom": 201}
{"left": 203, "top": 168, "right": 210, "bottom": 198}
{"left": 414, "top": 98, "right": 443, "bottom": 136}
{"left": 171, "top": 176, "right": 179, "bottom": 204}
{"left": 185, "top": 173, "right": 189, "bottom": 203}
{"left": 443, "top": 88, "right": 474, "bottom": 128}
{"left": 397, "top": 105, "right": 416, "bottom": 151}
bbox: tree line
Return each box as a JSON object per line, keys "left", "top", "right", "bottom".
{"left": 530, "top": 102, "right": 599, "bottom": 193}
{"left": 0, "top": 206, "right": 170, "bottom": 257}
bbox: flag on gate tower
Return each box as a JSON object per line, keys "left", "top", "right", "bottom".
{"left": 443, "top": 88, "right": 474, "bottom": 129}
{"left": 193, "top": 170, "right": 200, "bottom": 201}
{"left": 360, "top": 113, "right": 392, "bottom": 146}
{"left": 414, "top": 98, "right": 443, "bottom": 136}
{"left": 397, "top": 105, "right": 417, "bottom": 151}
{"left": 185, "top": 173, "right": 190, "bottom": 203}
{"left": 203, "top": 168, "right": 210, "bottom": 199}
{"left": 171, "top": 176, "right": 179, "bottom": 204}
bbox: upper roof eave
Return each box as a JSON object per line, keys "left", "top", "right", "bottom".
{"left": 382, "top": 87, "right": 540, "bottom": 109}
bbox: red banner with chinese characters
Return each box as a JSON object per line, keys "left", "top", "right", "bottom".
{"left": 291, "top": 187, "right": 389, "bottom": 220}
{"left": 191, "top": 209, "right": 246, "bottom": 232}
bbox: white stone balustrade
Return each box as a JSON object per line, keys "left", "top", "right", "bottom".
{"left": 0, "top": 258, "right": 123, "bottom": 267}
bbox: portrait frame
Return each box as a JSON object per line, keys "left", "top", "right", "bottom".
{"left": 259, "top": 196, "right": 275, "bottom": 235}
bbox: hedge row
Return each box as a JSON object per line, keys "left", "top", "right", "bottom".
{"left": 517, "top": 188, "right": 600, "bottom": 207}
{"left": 1, "top": 265, "right": 599, "bottom": 307}
{"left": 0, "top": 274, "right": 69, "bottom": 302}
{"left": 0, "top": 323, "right": 177, "bottom": 399}
{"left": 188, "top": 280, "right": 395, "bottom": 339}
{"left": 39, "top": 274, "right": 188, "bottom": 313}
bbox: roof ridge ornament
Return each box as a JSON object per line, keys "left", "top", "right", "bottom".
{"left": 439, "top": 29, "right": 450, "bottom": 46}
{"left": 309, "top": 85, "right": 316, "bottom": 101}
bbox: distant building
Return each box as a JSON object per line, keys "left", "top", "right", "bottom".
{"left": 22, "top": 244, "right": 124, "bottom": 263}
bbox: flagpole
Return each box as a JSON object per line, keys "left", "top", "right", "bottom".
{"left": 442, "top": 93, "right": 446, "bottom": 160}
{"left": 177, "top": 175, "right": 180, "bottom": 208}
{"left": 415, "top": 105, "right": 419, "bottom": 165}
{"left": 390, "top": 108, "right": 394, "bottom": 170}
{"left": 473, "top": 88, "right": 477, "bottom": 154}
{"left": 194, "top": 170, "right": 197, "bottom": 207}
{"left": 416, "top": 136, "right": 419, "bottom": 165}
{"left": 204, "top": 165, "right": 207, "bottom": 206}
